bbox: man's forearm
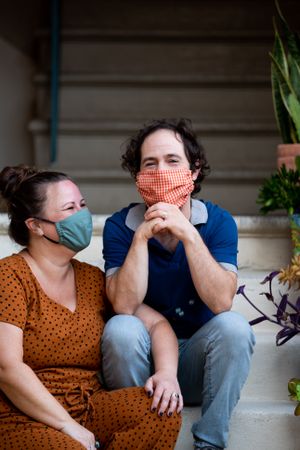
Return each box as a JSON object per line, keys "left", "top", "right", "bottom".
{"left": 183, "top": 229, "right": 237, "bottom": 314}
{"left": 106, "top": 232, "right": 150, "bottom": 314}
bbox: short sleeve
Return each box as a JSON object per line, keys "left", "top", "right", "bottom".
{"left": 0, "top": 261, "right": 27, "bottom": 329}
{"left": 102, "top": 213, "right": 133, "bottom": 276}
{"left": 203, "top": 209, "right": 238, "bottom": 271}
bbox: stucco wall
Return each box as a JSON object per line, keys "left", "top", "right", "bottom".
{"left": 0, "top": 38, "right": 35, "bottom": 168}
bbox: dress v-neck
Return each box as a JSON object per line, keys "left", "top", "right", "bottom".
{"left": 16, "top": 253, "right": 79, "bottom": 315}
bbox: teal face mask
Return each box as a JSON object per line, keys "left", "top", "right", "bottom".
{"left": 35, "top": 208, "right": 93, "bottom": 252}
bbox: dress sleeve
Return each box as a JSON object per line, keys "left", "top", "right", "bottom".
{"left": 0, "top": 261, "right": 27, "bottom": 329}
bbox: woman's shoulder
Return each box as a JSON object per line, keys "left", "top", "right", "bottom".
{"left": 0, "top": 253, "right": 25, "bottom": 272}
{"left": 72, "top": 259, "right": 105, "bottom": 283}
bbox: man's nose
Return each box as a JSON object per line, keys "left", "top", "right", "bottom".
{"left": 157, "top": 161, "right": 168, "bottom": 170}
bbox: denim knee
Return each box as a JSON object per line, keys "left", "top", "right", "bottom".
{"left": 101, "top": 315, "right": 150, "bottom": 357}
{"left": 213, "top": 311, "right": 256, "bottom": 355}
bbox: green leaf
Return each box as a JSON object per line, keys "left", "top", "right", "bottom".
{"left": 272, "top": 24, "right": 289, "bottom": 76}
{"left": 271, "top": 64, "right": 292, "bottom": 142}
{"left": 289, "top": 57, "right": 300, "bottom": 100}
{"left": 270, "top": 52, "right": 295, "bottom": 95}
{"left": 275, "top": 0, "right": 300, "bottom": 67}
{"left": 288, "top": 93, "right": 300, "bottom": 141}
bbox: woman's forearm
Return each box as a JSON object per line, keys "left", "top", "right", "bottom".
{"left": 0, "top": 362, "right": 73, "bottom": 430}
{"left": 150, "top": 319, "right": 179, "bottom": 375}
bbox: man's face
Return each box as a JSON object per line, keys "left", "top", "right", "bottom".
{"left": 140, "top": 129, "right": 190, "bottom": 172}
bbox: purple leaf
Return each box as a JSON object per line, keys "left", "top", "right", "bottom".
{"left": 260, "top": 292, "right": 274, "bottom": 301}
{"left": 260, "top": 271, "right": 280, "bottom": 285}
{"left": 289, "top": 313, "right": 300, "bottom": 328}
{"left": 276, "top": 329, "right": 298, "bottom": 346}
{"left": 277, "top": 294, "right": 288, "bottom": 321}
{"left": 249, "top": 316, "right": 267, "bottom": 326}
{"left": 236, "top": 285, "right": 245, "bottom": 296}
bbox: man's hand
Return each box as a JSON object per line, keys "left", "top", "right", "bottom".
{"left": 145, "top": 370, "right": 183, "bottom": 417}
{"left": 144, "top": 202, "right": 194, "bottom": 242}
{"left": 135, "top": 216, "right": 165, "bottom": 241}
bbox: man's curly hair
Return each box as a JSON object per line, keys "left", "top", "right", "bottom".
{"left": 121, "top": 118, "right": 210, "bottom": 195}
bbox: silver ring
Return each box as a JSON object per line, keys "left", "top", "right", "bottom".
{"left": 162, "top": 211, "right": 167, "bottom": 220}
{"left": 171, "top": 392, "right": 179, "bottom": 399}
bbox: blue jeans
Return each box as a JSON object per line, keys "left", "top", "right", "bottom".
{"left": 101, "top": 311, "right": 255, "bottom": 449}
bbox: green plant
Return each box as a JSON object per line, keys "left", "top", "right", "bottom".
{"left": 257, "top": 156, "right": 300, "bottom": 215}
{"left": 288, "top": 378, "right": 300, "bottom": 416}
{"left": 237, "top": 271, "right": 300, "bottom": 416}
{"left": 270, "top": 0, "right": 300, "bottom": 143}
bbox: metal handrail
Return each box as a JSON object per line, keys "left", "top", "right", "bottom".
{"left": 50, "top": 0, "right": 60, "bottom": 164}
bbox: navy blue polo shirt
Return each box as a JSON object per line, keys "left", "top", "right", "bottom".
{"left": 102, "top": 199, "right": 238, "bottom": 339}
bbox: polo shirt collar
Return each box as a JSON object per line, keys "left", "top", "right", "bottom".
{"left": 125, "top": 199, "right": 208, "bottom": 231}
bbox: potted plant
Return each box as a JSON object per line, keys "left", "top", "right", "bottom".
{"left": 257, "top": 156, "right": 300, "bottom": 254}
{"left": 270, "top": 0, "right": 300, "bottom": 169}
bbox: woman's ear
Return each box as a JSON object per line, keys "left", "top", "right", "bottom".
{"left": 25, "top": 218, "right": 43, "bottom": 236}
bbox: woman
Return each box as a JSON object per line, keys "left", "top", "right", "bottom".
{"left": 0, "top": 165, "right": 181, "bottom": 450}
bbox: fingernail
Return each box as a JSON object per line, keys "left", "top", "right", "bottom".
{"left": 168, "top": 412, "right": 173, "bottom": 417}
{"left": 159, "top": 411, "right": 164, "bottom": 417}
{"left": 151, "top": 407, "right": 156, "bottom": 413}
{"left": 147, "top": 390, "right": 153, "bottom": 398}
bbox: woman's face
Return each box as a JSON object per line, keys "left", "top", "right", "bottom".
{"left": 43, "top": 180, "right": 86, "bottom": 221}
{"left": 37, "top": 180, "right": 87, "bottom": 240}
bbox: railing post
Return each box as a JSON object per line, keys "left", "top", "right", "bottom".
{"left": 50, "top": 0, "right": 60, "bottom": 164}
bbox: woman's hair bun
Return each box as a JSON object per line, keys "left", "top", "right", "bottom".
{"left": 0, "top": 165, "right": 38, "bottom": 201}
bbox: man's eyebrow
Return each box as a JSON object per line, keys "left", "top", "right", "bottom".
{"left": 141, "top": 156, "right": 157, "bottom": 163}
{"left": 165, "top": 153, "right": 182, "bottom": 159}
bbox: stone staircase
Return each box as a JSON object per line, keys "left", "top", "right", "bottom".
{"left": 0, "top": 213, "right": 299, "bottom": 449}
{"left": 29, "top": 0, "right": 290, "bottom": 215}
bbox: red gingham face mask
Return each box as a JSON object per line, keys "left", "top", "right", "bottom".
{"left": 136, "top": 168, "right": 194, "bottom": 207}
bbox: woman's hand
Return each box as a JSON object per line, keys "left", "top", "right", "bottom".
{"left": 60, "top": 419, "right": 97, "bottom": 449}
{"left": 145, "top": 370, "right": 183, "bottom": 417}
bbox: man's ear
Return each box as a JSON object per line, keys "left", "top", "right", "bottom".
{"left": 24, "top": 218, "right": 43, "bottom": 236}
{"left": 192, "top": 162, "right": 201, "bottom": 181}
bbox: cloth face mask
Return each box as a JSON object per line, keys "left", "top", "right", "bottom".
{"left": 136, "top": 168, "right": 194, "bottom": 207}
{"left": 35, "top": 208, "right": 93, "bottom": 252}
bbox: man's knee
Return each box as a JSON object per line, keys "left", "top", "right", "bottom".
{"left": 213, "top": 311, "right": 256, "bottom": 354}
{"left": 102, "top": 315, "right": 150, "bottom": 357}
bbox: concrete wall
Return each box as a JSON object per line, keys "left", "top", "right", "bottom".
{"left": 0, "top": 38, "right": 35, "bottom": 168}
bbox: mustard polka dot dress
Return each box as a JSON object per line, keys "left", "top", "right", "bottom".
{"left": 0, "top": 254, "right": 181, "bottom": 449}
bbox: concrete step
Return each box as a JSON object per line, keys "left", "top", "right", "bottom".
{"left": 176, "top": 400, "right": 299, "bottom": 450}
{"left": 35, "top": 79, "right": 274, "bottom": 121}
{"left": 0, "top": 215, "right": 291, "bottom": 271}
{"left": 29, "top": 119, "right": 279, "bottom": 215}
{"left": 37, "top": 37, "right": 271, "bottom": 78}
{"left": 30, "top": 119, "right": 278, "bottom": 172}
{"left": 56, "top": 0, "right": 298, "bottom": 36}
{"left": 241, "top": 332, "right": 300, "bottom": 401}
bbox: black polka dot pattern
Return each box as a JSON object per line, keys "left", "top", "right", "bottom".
{"left": 0, "top": 254, "right": 181, "bottom": 449}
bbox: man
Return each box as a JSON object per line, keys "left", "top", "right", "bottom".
{"left": 102, "top": 118, "right": 255, "bottom": 450}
